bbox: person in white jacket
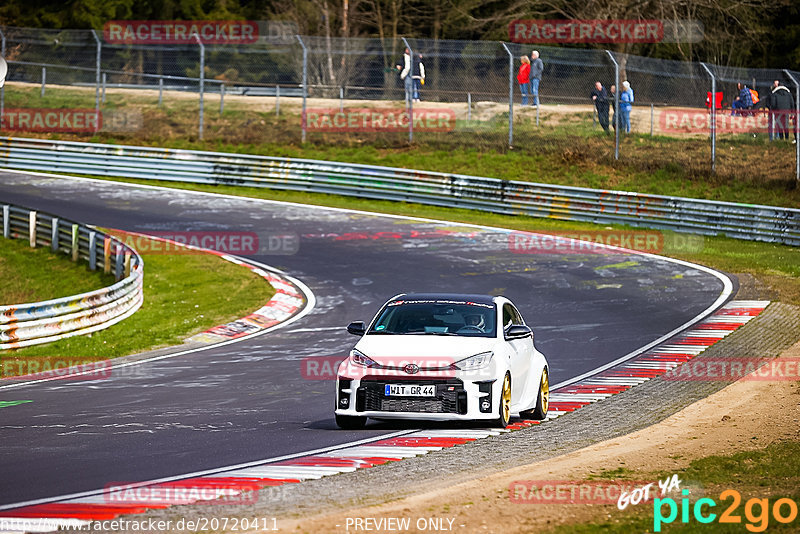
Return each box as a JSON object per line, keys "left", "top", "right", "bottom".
{"left": 412, "top": 53, "right": 425, "bottom": 102}
{"left": 399, "top": 48, "right": 413, "bottom": 104}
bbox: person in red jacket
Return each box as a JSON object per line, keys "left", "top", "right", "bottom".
{"left": 518, "top": 56, "right": 532, "bottom": 106}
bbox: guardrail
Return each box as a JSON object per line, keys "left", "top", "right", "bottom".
{"left": 1, "top": 136, "right": 798, "bottom": 246}
{"left": 0, "top": 203, "right": 144, "bottom": 349}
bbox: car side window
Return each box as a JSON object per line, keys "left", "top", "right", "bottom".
{"left": 510, "top": 305, "right": 524, "bottom": 325}
{"left": 502, "top": 304, "right": 516, "bottom": 329}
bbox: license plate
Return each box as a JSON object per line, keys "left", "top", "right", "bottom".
{"left": 384, "top": 384, "right": 436, "bottom": 397}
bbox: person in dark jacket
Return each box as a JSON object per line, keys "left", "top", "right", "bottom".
{"left": 609, "top": 84, "right": 616, "bottom": 130}
{"left": 770, "top": 80, "right": 795, "bottom": 140}
{"left": 530, "top": 50, "right": 543, "bottom": 106}
{"left": 591, "top": 81, "right": 610, "bottom": 132}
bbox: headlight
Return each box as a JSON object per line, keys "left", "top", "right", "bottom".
{"left": 453, "top": 351, "right": 493, "bottom": 370}
{"left": 350, "top": 349, "right": 379, "bottom": 368}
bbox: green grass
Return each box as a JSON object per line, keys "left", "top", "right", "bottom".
{"left": 0, "top": 236, "right": 116, "bottom": 304}
{"left": 0, "top": 234, "right": 275, "bottom": 374}
{"left": 549, "top": 438, "right": 800, "bottom": 533}
{"left": 4, "top": 82, "right": 799, "bottom": 208}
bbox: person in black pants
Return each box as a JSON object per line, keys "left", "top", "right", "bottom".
{"left": 770, "top": 80, "right": 795, "bottom": 140}
{"left": 591, "top": 81, "right": 610, "bottom": 132}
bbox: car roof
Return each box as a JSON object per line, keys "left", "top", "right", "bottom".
{"left": 390, "top": 293, "right": 498, "bottom": 305}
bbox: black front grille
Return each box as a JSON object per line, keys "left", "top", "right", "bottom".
{"left": 356, "top": 379, "right": 466, "bottom": 414}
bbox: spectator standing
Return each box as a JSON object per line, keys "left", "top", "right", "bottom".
{"left": 771, "top": 80, "right": 795, "bottom": 140}
{"left": 591, "top": 81, "right": 609, "bottom": 132}
{"left": 399, "top": 48, "right": 413, "bottom": 105}
{"left": 412, "top": 53, "right": 425, "bottom": 102}
{"left": 517, "top": 56, "right": 531, "bottom": 106}
{"left": 530, "top": 50, "right": 543, "bottom": 106}
{"left": 732, "top": 82, "right": 753, "bottom": 115}
{"left": 619, "top": 80, "right": 634, "bottom": 133}
{"left": 609, "top": 84, "right": 616, "bottom": 130}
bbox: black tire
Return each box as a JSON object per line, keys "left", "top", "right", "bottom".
{"left": 335, "top": 414, "right": 367, "bottom": 429}
{"left": 494, "top": 373, "right": 511, "bottom": 428}
{"left": 521, "top": 368, "right": 549, "bottom": 420}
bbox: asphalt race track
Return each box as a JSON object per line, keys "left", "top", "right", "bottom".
{"left": 0, "top": 170, "right": 732, "bottom": 507}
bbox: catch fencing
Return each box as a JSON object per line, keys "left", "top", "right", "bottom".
{"left": 0, "top": 26, "right": 798, "bottom": 181}
{"left": 1, "top": 137, "right": 797, "bottom": 247}
{"left": 0, "top": 202, "right": 144, "bottom": 349}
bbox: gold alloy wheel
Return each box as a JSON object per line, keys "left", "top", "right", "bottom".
{"left": 500, "top": 373, "right": 512, "bottom": 425}
{"left": 540, "top": 368, "right": 549, "bottom": 415}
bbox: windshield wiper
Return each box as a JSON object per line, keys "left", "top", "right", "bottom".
{"left": 411, "top": 331, "right": 458, "bottom": 336}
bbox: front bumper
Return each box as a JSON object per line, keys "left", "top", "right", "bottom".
{"left": 335, "top": 374, "right": 501, "bottom": 421}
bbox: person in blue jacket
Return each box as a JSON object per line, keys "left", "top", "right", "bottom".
{"left": 619, "top": 80, "right": 634, "bottom": 133}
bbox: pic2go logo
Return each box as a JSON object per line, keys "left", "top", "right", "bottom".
{"left": 654, "top": 489, "right": 799, "bottom": 532}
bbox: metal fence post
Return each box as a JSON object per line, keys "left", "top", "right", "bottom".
{"left": 605, "top": 50, "right": 619, "bottom": 160}
{"left": 88, "top": 231, "right": 97, "bottom": 270}
{"left": 191, "top": 32, "right": 205, "bottom": 140}
{"left": 51, "top": 217, "right": 59, "bottom": 251}
{"left": 467, "top": 92, "right": 471, "bottom": 123}
{"left": 1, "top": 29, "right": 6, "bottom": 129}
{"left": 276, "top": 85, "right": 280, "bottom": 116}
{"left": 90, "top": 29, "right": 101, "bottom": 133}
{"left": 29, "top": 211, "right": 37, "bottom": 247}
{"left": 296, "top": 35, "right": 307, "bottom": 143}
{"left": 501, "top": 42, "right": 514, "bottom": 148}
{"left": 41, "top": 66, "right": 46, "bottom": 97}
{"left": 158, "top": 77, "right": 163, "bottom": 107}
{"left": 2, "top": 205, "right": 9, "bottom": 238}
{"left": 784, "top": 70, "right": 800, "bottom": 183}
{"left": 700, "top": 63, "right": 716, "bottom": 174}
{"left": 401, "top": 37, "right": 413, "bottom": 143}
{"left": 102, "top": 72, "right": 106, "bottom": 103}
{"left": 220, "top": 83, "right": 225, "bottom": 114}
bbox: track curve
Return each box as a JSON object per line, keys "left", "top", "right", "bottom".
{"left": 0, "top": 170, "right": 732, "bottom": 506}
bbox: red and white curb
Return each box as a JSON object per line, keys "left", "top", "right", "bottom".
{"left": 186, "top": 256, "right": 305, "bottom": 343}
{"left": 111, "top": 230, "right": 309, "bottom": 344}
{"left": 0, "top": 300, "right": 769, "bottom": 532}
{"left": 545, "top": 300, "right": 769, "bottom": 418}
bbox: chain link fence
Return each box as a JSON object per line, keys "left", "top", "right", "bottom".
{"left": 0, "top": 25, "right": 798, "bottom": 182}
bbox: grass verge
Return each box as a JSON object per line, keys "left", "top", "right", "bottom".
{"left": 4, "top": 82, "right": 799, "bottom": 207}
{"left": 0, "top": 236, "right": 116, "bottom": 304}
{"left": 0, "top": 234, "right": 275, "bottom": 375}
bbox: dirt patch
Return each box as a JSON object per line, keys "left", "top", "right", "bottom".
{"left": 281, "top": 341, "right": 800, "bottom": 533}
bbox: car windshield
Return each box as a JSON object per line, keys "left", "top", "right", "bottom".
{"left": 368, "top": 299, "right": 496, "bottom": 338}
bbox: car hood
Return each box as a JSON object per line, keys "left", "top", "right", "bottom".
{"left": 355, "top": 334, "right": 496, "bottom": 363}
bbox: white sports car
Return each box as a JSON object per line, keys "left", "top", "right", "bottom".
{"left": 335, "top": 293, "right": 549, "bottom": 429}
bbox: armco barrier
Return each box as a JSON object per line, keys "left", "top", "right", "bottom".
{"left": 0, "top": 203, "right": 144, "bottom": 349}
{"left": 0, "top": 136, "right": 798, "bottom": 246}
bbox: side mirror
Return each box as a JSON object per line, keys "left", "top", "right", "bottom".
{"left": 505, "top": 324, "right": 532, "bottom": 340}
{"left": 347, "top": 321, "right": 366, "bottom": 336}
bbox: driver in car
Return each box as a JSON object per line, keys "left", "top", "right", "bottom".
{"left": 462, "top": 313, "right": 485, "bottom": 332}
